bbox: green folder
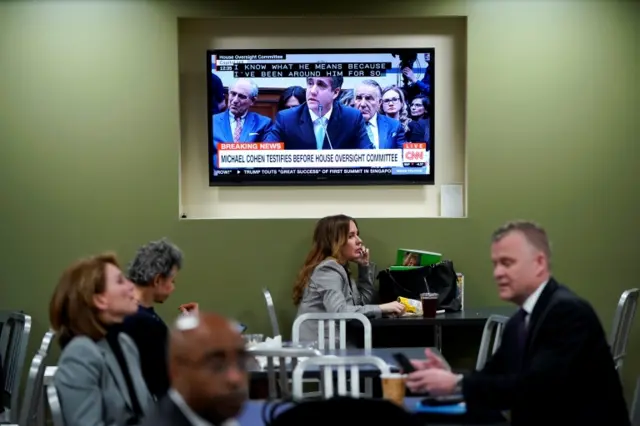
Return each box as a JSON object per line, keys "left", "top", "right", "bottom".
{"left": 396, "top": 249, "right": 442, "bottom": 267}
{"left": 389, "top": 265, "right": 422, "bottom": 271}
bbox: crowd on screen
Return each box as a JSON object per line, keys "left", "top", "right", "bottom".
{"left": 15, "top": 215, "right": 630, "bottom": 426}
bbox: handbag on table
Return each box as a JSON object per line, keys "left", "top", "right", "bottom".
{"left": 378, "top": 260, "right": 462, "bottom": 312}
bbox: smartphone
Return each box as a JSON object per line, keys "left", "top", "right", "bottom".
{"left": 392, "top": 352, "right": 416, "bottom": 373}
{"left": 420, "top": 395, "right": 464, "bottom": 406}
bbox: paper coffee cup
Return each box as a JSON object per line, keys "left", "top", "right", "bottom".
{"left": 380, "top": 373, "right": 406, "bottom": 406}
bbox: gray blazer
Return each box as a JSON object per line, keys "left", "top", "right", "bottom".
{"left": 54, "top": 333, "right": 153, "bottom": 426}
{"left": 295, "top": 259, "right": 382, "bottom": 345}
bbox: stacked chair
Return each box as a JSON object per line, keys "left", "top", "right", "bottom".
{"left": 0, "top": 311, "right": 32, "bottom": 424}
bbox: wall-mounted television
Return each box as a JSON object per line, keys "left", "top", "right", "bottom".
{"left": 207, "top": 48, "right": 434, "bottom": 186}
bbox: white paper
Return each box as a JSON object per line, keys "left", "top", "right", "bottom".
{"left": 441, "top": 184, "right": 464, "bottom": 218}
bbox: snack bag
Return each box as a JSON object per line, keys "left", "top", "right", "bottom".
{"left": 397, "top": 296, "right": 423, "bottom": 315}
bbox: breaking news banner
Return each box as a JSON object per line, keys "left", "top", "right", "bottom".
{"left": 217, "top": 142, "right": 429, "bottom": 169}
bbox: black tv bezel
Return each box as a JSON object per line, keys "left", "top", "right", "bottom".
{"left": 206, "top": 47, "right": 435, "bottom": 187}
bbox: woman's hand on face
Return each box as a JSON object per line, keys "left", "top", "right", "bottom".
{"left": 356, "top": 246, "right": 370, "bottom": 266}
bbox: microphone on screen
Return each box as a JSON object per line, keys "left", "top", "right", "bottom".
{"left": 317, "top": 104, "right": 334, "bottom": 150}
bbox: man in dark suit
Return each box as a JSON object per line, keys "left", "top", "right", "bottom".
{"left": 210, "top": 72, "right": 226, "bottom": 114}
{"left": 406, "top": 220, "right": 630, "bottom": 426}
{"left": 354, "top": 80, "right": 405, "bottom": 149}
{"left": 140, "top": 312, "right": 248, "bottom": 426}
{"left": 265, "top": 76, "right": 370, "bottom": 150}
{"left": 212, "top": 78, "right": 271, "bottom": 154}
{"left": 407, "top": 118, "right": 430, "bottom": 149}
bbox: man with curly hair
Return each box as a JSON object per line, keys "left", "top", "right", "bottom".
{"left": 120, "top": 238, "right": 198, "bottom": 400}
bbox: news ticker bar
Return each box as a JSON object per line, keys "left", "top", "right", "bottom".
{"left": 217, "top": 148, "right": 429, "bottom": 169}
{"left": 215, "top": 62, "right": 392, "bottom": 79}
{"left": 214, "top": 166, "right": 430, "bottom": 177}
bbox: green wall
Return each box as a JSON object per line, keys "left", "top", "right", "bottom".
{"left": 1, "top": 0, "right": 638, "bottom": 395}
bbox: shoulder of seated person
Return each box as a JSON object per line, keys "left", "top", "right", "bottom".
{"left": 547, "top": 292, "right": 595, "bottom": 321}
{"left": 315, "top": 258, "right": 345, "bottom": 272}
{"left": 60, "top": 336, "right": 101, "bottom": 360}
{"left": 125, "top": 308, "right": 159, "bottom": 324}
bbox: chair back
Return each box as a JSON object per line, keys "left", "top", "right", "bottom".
{"left": 18, "top": 329, "right": 56, "bottom": 426}
{"left": 46, "top": 384, "right": 65, "bottom": 426}
{"left": 476, "top": 314, "right": 509, "bottom": 371}
{"left": 631, "top": 375, "right": 639, "bottom": 426}
{"left": 0, "top": 311, "right": 32, "bottom": 422}
{"left": 610, "top": 288, "right": 639, "bottom": 374}
{"left": 38, "top": 330, "right": 55, "bottom": 356}
{"left": 292, "top": 312, "right": 372, "bottom": 350}
{"left": 262, "top": 288, "right": 281, "bottom": 337}
{"left": 247, "top": 346, "right": 321, "bottom": 399}
{"left": 292, "top": 355, "right": 391, "bottom": 399}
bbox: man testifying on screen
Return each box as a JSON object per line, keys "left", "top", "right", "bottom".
{"left": 265, "top": 74, "right": 371, "bottom": 150}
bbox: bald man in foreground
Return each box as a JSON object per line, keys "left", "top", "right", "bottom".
{"left": 140, "top": 313, "right": 249, "bottom": 426}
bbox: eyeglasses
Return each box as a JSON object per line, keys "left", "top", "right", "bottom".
{"left": 382, "top": 97, "right": 400, "bottom": 104}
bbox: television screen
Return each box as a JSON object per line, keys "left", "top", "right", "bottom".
{"left": 207, "top": 48, "right": 434, "bottom": 186}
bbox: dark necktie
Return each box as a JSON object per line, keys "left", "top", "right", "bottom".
{"left": 513, "top": 308, "right": 529, "bottom": 355}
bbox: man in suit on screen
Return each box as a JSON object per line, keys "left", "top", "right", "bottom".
{"left": 264, "top": 75, "right": 371, "bottom": 150}
{"left": 354, "top": 80, "right": 405, "bottom": 149}
{"left": 211, "top": 78, "right": 271, "bottom": 156}
{"left": 404, "top": 221, "right": 630, "bottom": 426}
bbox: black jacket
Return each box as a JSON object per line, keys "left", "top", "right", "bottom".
{"left": 463, "top": 278, "right": 630, "bottom": 426}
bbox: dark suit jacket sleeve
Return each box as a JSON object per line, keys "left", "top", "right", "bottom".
{"left": 260, "top": 117, "right": 273, "bottom": 141}
{"left": 211, "top": 75, "right": 224, "bottom": 104}
{"left": 415, "top": 79, "right": 430, "bottom": 95}
{"left": 263, "top": 114, "right": 283, "bottom": 143}
{"left": 462, "top": 299, "right": 596, "bottom": 410}
{"left": 55, "top": 339, "right": 106, "bottom": 426}
{"left": 354, "top": 113, "right": 373, "bottom": 149}
{"left": 122, "top": 316, "right": 169, "bottom": 400}
{"left": 394, "top": 121, "right": 407, "bottom": 149}
{"left": 407, "top": 121, "right": 423, "bottom": 143}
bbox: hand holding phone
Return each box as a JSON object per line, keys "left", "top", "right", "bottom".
{"left": 392, "top": 352, "right": 416, "bottom": 373}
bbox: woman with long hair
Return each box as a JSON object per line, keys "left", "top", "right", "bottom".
{"left": 50, "top": 253, "right": 153, "bottom": 426}
{"left": 406, "top": 95, "right": 431, "bottom": 146}
{"left": 293, "top": 215, "right": 404, "bottom": 346}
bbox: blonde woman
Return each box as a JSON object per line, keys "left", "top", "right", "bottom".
{"left": 380, "top": 85, "right": 411, "bottom": 133}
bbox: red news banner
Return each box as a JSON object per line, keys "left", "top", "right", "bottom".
{"left": 217, "top": 142, "right": 428, "bottom": 169}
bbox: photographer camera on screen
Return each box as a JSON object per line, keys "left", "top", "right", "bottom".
{"left": 393, "top": 52, "right": 432, "bottom": 97}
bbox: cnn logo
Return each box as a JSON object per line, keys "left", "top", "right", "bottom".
{"left": 403, "top": 150, "right": 424, "bottom": 162}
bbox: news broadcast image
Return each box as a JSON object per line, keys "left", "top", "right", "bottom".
{"left": 207, "top": 49, "right": 434, "bottom": 185}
